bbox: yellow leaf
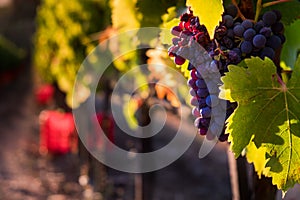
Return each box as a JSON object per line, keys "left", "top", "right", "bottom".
{"left": 110, "top": 0, "right": 140, "bottom": 30}
{"left": 186, "top": 0, "right": 224, "bottom": 39}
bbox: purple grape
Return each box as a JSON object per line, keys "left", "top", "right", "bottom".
{"left": 189, "top": 88, "right": 196, "bottom": 96}
{"left": 223, "top": 15, "right": 234, "bottom": 28}
{"left": 225, "top": 4, "right": 238, "bottom": 18}
{"left": 200, "top": 107, "right": 211, "bottom": 118}
{"left": 198, "top": 98, "right": 207, "bottom": 108}
{"left": 233, "top": 24, "right": 245, "bottom": 37}
{"left": 196, "top": 79, "right": 207, "bottom": 89}
{"left": 199, "top": 118, "right": 210, "bottom": 128}
{"left": 222, "top": 36, "right": 234, "bottom": 49}
{"left": 197, "top": 88, "right": 209, "bottom": 97}
{"left": 278, "top": 34, "right": 286, "bottom": 44}
{"left": 253, "top": 34, "right": 266, "bottom": 48}
{"left": 240, "top": 41, "right": 253, "bottom": 54}
{"left": 171, "top": 26, "right": 182, "bottom": 36}
{"left": 199, "top": 128, "right": 208, "bottom": 135}
{"left": 232, "top": 48, "right": 242, "bottom": 57}
{"left": 227, "top": 28, "right": 234, "bottom": 38}
{"left": 260, "top": 47, "right": 275, "bottom": 60}
{"left": 187, "top": 79, "right": 195, "bottom": 88}
{"left": 228, "top": 50, "right": 241, "bottom": 64}
{"left": 218, "top": 133, "right": 229, "bottom": 142}
{"left": 206, "top": 95, "right": 219, "bottom": 107}
{"left": 262, "top": 11, "right": 277, "bottom": 26}
{"left": 175, "top": 56, "right": 186, "bottom": 65}
{"left": 190, "top": 96, "right": 199, "bottom": 106}
{"left": 243, "top": 28, "right": 256, "bottom": 41}
{"left": 266, "top": 35, "right": 281, "bottom": 49}
{"left": 172, "top": 37, "right": 180, "bottom": 45}
{"left": 254, "top": 21, "right": 264, "bottom": 32}
{"left": 272, "top": 10, "right": 282, "bottom": 21}
{"left": 242, "top": 19, "right": 253, "bottom": 29}
{"left": 259, "top": 27, "right": 272, "bottom": 37}
{"left": 271, "top": 22, "right": 284, "bottom": 34}
{"left": 192, "top": 107, "right": 200, "bottom": 117}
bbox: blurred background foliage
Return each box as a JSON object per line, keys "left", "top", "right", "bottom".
{"left": 34, "top": 0, "right": 187, "bottom": 109}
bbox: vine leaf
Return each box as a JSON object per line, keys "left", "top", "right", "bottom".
{"left": 280, "top": 19, "right": 300, "bottom": 70}
{"left": 186, "top": 0, "right": 224, "bottom": 39}
{"left": 220, "top": 57, "right": 300, "bottom": 191}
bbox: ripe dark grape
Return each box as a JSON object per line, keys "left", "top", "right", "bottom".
{"left": 260, "top": 47, "right": 275, "bottom": 60}
{"left": 266, "top": 35, "right": 281, "bottom": 49}
{"left": 200, "top": 107, "right": 211, "bottom": 118}
{"left": 278, "top": 34, "right": 286, "bottom": 44}
{"left": 223, "top": 15, "right": 234, "bottom": 28}
{"left": 262, "top": 11, "right": 277, "bottom": 26}
{"left": 228, "top": 50, "right": 241, "bottom": 64}
{"left": 222, "top": 36, "right": 234, "bottom": 49}
{"left": 206, "top": 95, "right": 219, "bottom": 107}
{"left": 196, "top": 79, "right": 207, "bottom": 89}
{"left": 254, "top": 21, "right": 264, "bottom": 32}
{"left": 253, "top": 34, "right": 266, "bottom": 48}
{"left": 171, "top": 26, "right": 182, "bottom": 36}
{"left": 242, "top": 19, "right": 253, "bottom": 29}
{"left": 272, "top": 10, "right": 282, "bottom": 21}
{"left": 225, "top": 4, "right": 238, "bottom": 18}
{"left": 243, "top": 28, "right": 256, "bottom": 41}
{"left": 227, "top": 28, "right": 234, "bottom": 38}
{"left": 241, "top": 41, "right": 253, "bottom": 54}
{"left": 232, "top": 48, "right": 242, "bottom": 57}
{"left": 259, "top": 27, "right": 272, "bottom": 37}
{"left": 175, "top": 56, "right": 186, "bottom": 65}
{"left": 218, "top": 133, "right": 229, "bottom": 142}
{"left": 197, "top": 88, "right": 209, "bottom": 97}
{"left": 271, "top": 22, "right": 284, "bottom": 34}
{"left": 233, "top": 24, "right": 245, "bottom": 37}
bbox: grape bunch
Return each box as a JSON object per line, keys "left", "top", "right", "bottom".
{"left": 168, "top": 5, "right": 285, "bottom": 142}
{"left": 216, "top": 5, "right": 285, "bottom": 62}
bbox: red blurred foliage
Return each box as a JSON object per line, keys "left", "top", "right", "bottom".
{"left": 96, "top": 112, "right": 115, "bottom": 144}
{"left": 35, "top": 84, "right": 54, "bottom": 105}
{"left": 39, "top": 110, "right": 77, "bottom": 155}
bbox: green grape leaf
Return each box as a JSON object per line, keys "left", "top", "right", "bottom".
{"left": 160, "top": 6, "right": 180, "bottom": 45}
{"left": 220, "top": 57, "right": 300, "bottom": 191}
{"left": 280, "top": 19, "right": 300, "bottom": 70}
{"left": 261, "top": 0, "right": 300, "bottom": 25}
{"left": 186, "top": 0, "right": 224, "bottom": 39}
{"left": 160, "top": 18, "right": 180, "bottom": 45}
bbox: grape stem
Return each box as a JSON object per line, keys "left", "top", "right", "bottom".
{"left": 276, "top": 73, "right": 288, "bottom": 92}
{"left": 262, "top": 0, "right": 292, "bottom": 8}
{"left": 231, "top": 0, "right": 246, "bottom": 20}
{"left": 255, "top": 0, "right": 293, "bottom": 22}
{"left": 254, "top": 0, "right": 262, "bottom": 22}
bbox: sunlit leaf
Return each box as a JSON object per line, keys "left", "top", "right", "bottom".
{"left": 220, "top": 57, "right": 300, "bottom": 191}
{"left": 186, "top": 0, "right": 224, "bottom": 39}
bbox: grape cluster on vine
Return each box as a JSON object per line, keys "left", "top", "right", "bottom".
{"left": 168, "top": 5, "right": 285, "bottom": 142}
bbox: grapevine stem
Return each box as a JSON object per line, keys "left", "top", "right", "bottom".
{"left": 254, "top": 0, "right": 262, "bottom": 22}
{"left": 263, "top": 0, "right": 292, "bottom": 8}
{"left": 231, "top": 0, "right": 246, "bottom": 20}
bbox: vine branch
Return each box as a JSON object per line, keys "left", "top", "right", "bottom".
{"left": 254, "top": 0, "right": 262, "bottom": 22}
{"left": 263, "top": 0, "right": 292, "bottom": 8}
{"left": 231, "top": 0, "right": 246, "bottom": 20}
